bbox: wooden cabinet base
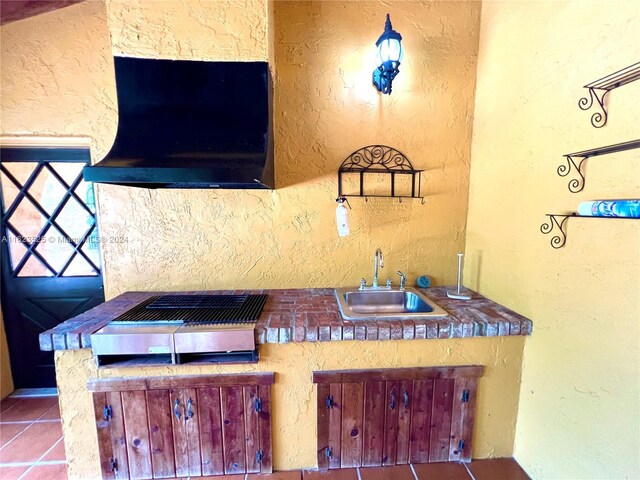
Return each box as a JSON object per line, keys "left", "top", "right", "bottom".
{"left": 313, "top": 366, "right": 482, "bottom": 470}
{"left": 89, "top": 373, "right": 274, "bottom": 479}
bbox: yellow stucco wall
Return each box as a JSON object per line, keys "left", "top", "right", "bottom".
{"left": 1, "top": 0, "right": 528, "bottom": 477}
{"left": 465, "top": 1, "right": 640, "bottom": 479}
{"left": 56, "top": 337, "right": 524, "bottom": 478}
{"left": 1, "top": 0, "right": 480, "bottom": 296}
{"left": 0, "top": 305, "right": 14, "bottom": 399}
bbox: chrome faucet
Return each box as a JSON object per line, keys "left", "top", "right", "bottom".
{"left": 373, "top": 248, "right": 384, "bottom": 288}
{"left": 397, "top": 271, "right": 406, "bottom": 290}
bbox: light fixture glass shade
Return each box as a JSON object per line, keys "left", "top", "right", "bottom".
{"left": 377, "top": 38, "right": 402, "bottom": 67}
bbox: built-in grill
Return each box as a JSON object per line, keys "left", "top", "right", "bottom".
{"left": 90, "top": 294, "right": 267, "bottom": 365}
{"left": 112, "top": 294, "right": 267, "bottom": 324}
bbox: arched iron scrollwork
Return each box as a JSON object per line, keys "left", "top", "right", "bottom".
{"left": 338, "top": 145, "right": 424, "bottom": 203}
{"left": 339, "top": 145, "right": 415, "bottom": 172}
{"left": 540, "top": 214, "right": 572, "bottom": 249}
{"left": 578, "top": 88, "right": 608, "bottom": 129}
{"left": 557, "top": 155, "right": 587, "bottom": 193}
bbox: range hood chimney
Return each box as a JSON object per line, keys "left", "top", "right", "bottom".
{"left": 83, "top": 56, "right": 274, "bottom": 189}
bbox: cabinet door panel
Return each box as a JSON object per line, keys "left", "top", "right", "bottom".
{"left": 170, "top": 388, "right": 189, "bottom": 478}
{"left": 382, "top": 381, "right": 400, "bottom": 466}
{"left": 121, "top": 390, "right": 153, "bottom": 480}
{"left": 183, "top": 388, "right": 202, "bottom": 477}
{"left": 429, "top": 378, "right": 455, "bottom": 462}
{"left": 362, "top": 381, "right": 385, "bottom": 467}
{"left": 198, "top": 387, "right": 224, "bottom": 476}
{"left": 146, "top": 390, "right": 176, "bottom": 479}
{"left": 244, "top": 386, "right": 260, "bottom": 473}
{"left": 93, "top": 392, "right": 130, "bottom": 479}
{"left": 340, "top": 382, "right": 364, "bottom": 468}
{"left": 449, "top": 377, "right": 478, "bottom": 462}
{"left": 396, "top": 380, "right": 413, "bottom": 465}
{"left": 409, "top": 379, "right": 434, "bottom": 464}
{"left": 221, "top": 386, "right": 247, "bottom": 474}
{"left": 257, "top": 384, "right": 273, "bottom": 473}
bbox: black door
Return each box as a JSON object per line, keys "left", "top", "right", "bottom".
{"left": 0, "top": 147, "right": 105, "bottom": 388}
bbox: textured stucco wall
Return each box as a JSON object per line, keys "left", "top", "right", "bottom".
{"left": 1, "top": 0, "right": 480, "bottom": 296}
{"left": 56, "top": 336, "right": 524, "bottom": 478}
{"left": 91, "top": 0, "right": 481, "bottom": 298}
{"left": 0, "top": 0, "right": 527, "bottom": 477}
{"left": 465, "top": 1, "right": 640, "bottom": 479}
{"left": 0, "top": 304, "right": 14, "bottom": 399}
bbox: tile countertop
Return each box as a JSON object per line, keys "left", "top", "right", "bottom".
{"left": 39, "top": 287, "right": 533, "bottom": 351}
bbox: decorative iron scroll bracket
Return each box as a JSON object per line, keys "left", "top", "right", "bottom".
{"left": 556, "top": 139, "right": 640, "bottom": 193}
{"left": 578, "top": 87, "right": 609, "bottom": 128}
{"left": 337, "top": 145, "right": 425, "bottom": 204}
{"left": 578, "top": 61, "right": 640, "bottom": 128}
{"left": 540, "top": 213, "right": 638, "bottom": 249}
{"left": 557, "top": 155, "right": 587, "bottom": 193}
{"left": 540, "top": 214, "right": 572, "bottom": 249}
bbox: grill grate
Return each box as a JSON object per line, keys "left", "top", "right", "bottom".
{"left": 147, "top": 295, "right": 248, "bottom": 310}
{"left": 112, "top": 294, "right": 268, "bottom": 325}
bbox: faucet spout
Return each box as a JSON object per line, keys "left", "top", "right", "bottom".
{"left": 373, "top": 248, "right": 384, "bottom": 288}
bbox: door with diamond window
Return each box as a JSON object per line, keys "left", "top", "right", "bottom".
{"left": 0, "top": 147, "right": 105, "bottom": 388}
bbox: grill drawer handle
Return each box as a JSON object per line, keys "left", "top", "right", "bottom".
{"left": 186, "top": 398, "right": 194, "bottom": 420}
{"left": 173, "top": 398, "right": 181, "bottom": 420}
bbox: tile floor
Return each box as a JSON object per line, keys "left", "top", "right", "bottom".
{"left": 0, "top": 394, "right": 65, "bottom": 480}
{"left": 0, "top": 395, "right": 530, "bottom": 480}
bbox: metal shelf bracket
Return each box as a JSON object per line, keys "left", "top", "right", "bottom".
{"left": 540, "top": 214, "right": 571, "bottom": 249}
{"left": 578, "top": 62, "right": 640, "bottom": 128}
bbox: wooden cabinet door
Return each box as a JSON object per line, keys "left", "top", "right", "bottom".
{"left": 90, "top": 373, "right": 274, "bottom": 479}
{"left": 314, "top": 366, "right": 482, "bottom": 470}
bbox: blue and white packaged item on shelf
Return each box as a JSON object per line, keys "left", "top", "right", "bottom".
{"left": 577, "top": 200, "right": 640, "bottom": 218}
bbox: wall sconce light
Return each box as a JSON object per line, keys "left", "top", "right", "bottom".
{"left": 372, "top": 13, "right": 403, "bottom": 94}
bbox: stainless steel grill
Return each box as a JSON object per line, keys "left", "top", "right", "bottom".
{"left": 90, "top": 293, "right": 268, "bottom": 365}
{"left": 112, "top": 294, "right": 267, "bottom": 325}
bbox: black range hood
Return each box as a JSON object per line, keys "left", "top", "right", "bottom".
{"left": 83, "top": 56, "right": 274, "bottom": 189}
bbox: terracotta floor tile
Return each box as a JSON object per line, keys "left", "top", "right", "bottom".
{"left": 41, "top": 437, "right": 66, "bottom": 462}
{"left": 0, "top": 397, "right": 58, "bottom": 422}
{"left": 360, "top": 465, "right": 415, "bottom": 480}
{"left": 248, "top": 471, "right": 302, "bottom": 479}
{"left": 20, "top": 463, "right": 68, "bottom": 480}
{"left": 0, "top": 398, "right": 20, "bottom": 414}
{"left": 303, "top": 469, "right": 359, "bottom": 480}
{"left": 0, "top": 465, "right": 30, "bottom": 480}
{"left": 39, "top": 403, "right": 60, "bottom": 421}
{"left": 0, "top": 422, "right": 62, "bottom": 463}
{"left": 0, "top": 424, "right": 28, "bottom": 448}
{"left": 413, "top": 462, "right": 472, "bottom": 480}
{"left": 467, "top": 458, "right": 530, "bottom": 480}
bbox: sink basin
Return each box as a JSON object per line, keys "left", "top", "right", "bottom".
{"left": 334, "top": 287, "right": 448, "bottom": 320}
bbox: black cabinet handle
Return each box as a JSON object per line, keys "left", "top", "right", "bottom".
{"left": 173, "top": 398, "right": 181, "bottom": 420}
{"left": 402, "top": 389, "right": 410, "bottom": 408}
{"left": 103, "top": 405, "right": 112, "bottom": 421}
{"left": 389, "top": 390, "right": 396, "bottom": 410}
{"left": 186, "top": 398, "right": 194, "bottom": 420}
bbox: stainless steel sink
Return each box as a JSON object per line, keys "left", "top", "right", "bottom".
{"left": 334, "top": 287, "right": 448, "bottom": 320}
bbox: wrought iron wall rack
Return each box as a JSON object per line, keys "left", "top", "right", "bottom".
{"left": 337, "top": 145, "right": 424, "bottom": 203}
{"left": 541, "top": 213, "right": 637, "bottom": 249}
{"left": 557, "top": 139, "right": 640, "bottom": 193}
{"left": 579, "top": 61, "right": 640, "bottom": 128}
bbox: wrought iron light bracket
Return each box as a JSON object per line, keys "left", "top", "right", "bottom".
{"left": 578, "top": 62, "right": 640, "bottom": 128}
{"left": 337, "top": 145, "right": 424, "bottom": 204}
